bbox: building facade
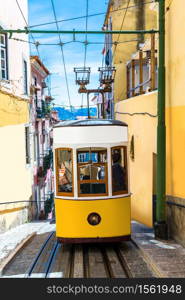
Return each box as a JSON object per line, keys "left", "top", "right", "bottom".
{"left": 30, "top": 56, "right": 57, "bottom": 220}
{"left": 0, "top": 0, "right": 32, "bottom": 232}
{"left": 103, "top": 0, "right": 157, "bottom": 103}
{"left": 105, "top": 0, "right": 185, "bottom": 246}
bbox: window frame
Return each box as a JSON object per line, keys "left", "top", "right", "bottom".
{"left": 23, "top": 59, "right": 28, "bottom": 95}
{"left": 77, "top": 148, "right": 108, "bottom": 197}
{"left": 0, "top": 33, "right": 8, "bottom": 80}
{"left": 111, "top": 146, "right": 128, "bottom": 196}
{"left": 127, "top": 56, "right": 158, "bottom": 99}
{"left": 55, "top": 148, "right": 74, "bottom": 197}
{"left": 25, "top": 126, "right": 31, "bottom": 165}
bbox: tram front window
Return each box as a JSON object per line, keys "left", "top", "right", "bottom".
{"left": 77, "top": 148, "right": 107, "bottom": 196}
{"left": 56, "top": 148, "right": 73, "bottom": 195}
{"left": 111, "top": 146, "right": 128, "bottom": 195}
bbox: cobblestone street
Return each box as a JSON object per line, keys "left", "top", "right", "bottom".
{"left": 0, "top": 221, "right": 55, "bottom": 263}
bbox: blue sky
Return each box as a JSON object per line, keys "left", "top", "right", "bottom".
{"left": 28, "top": 0, "right": 108, "bottom": 108}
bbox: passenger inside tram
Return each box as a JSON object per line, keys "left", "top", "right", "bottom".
{"left": 58, "top": 150, "right": 73, "bottom": 193}
{"left": 112, "top": 148, "right": 127, "bottom": 193}
{"left": 78, "top": 148, "right": 107, "bottom": 195}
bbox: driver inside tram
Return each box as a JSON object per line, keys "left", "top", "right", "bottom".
{"left": 112, "top": 149, "right": 126, "bottom": 192}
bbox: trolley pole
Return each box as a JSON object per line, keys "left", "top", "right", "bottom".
{"left": 154, "top": 0, "right": 168, "bottom": 239}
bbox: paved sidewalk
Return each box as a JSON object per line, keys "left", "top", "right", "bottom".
{"left": 0, "top": 221, "right": 55, "bottom": 263}
{"left": 132, "top": 221, "right": 185, "bottom": 278}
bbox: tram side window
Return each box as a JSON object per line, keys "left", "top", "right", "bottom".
{"left": 56, "top": 148, "right": 73, "bottom": 195}
{"left": 111, "top": 147, "right": 128, "bottom": 195}
{"left": 77, "top": 147, "right": 107, "bottom": 196}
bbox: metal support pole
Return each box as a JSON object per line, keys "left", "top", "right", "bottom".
{"left": 0, "top": 29, "right": 159, "bottom": 35}
{"left": 151, "top": 33, "right": 156, "bottom": 91}
{"left": 131, "top": 60, "right": 135, "bottom": 97}
{"left": 101, "top": 92, "right": 105, "bottom": 119}
{"left": 139, "top": 50, "right": 143, "bottom": 94}
{"left": 97, "top": 103, "right": 100, "bottom": 118}
{"left": 154, "top": 0, "right": 168, "bottom": 239}
{"left": 87, "top": 92, "right": 90, "bottom": 119}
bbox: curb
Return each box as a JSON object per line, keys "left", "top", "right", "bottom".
{"left": 0, "top": 232, "right": 36, "bottom": 276}
{"left": 131, "top": 237, "right": 165, "bottom": 278}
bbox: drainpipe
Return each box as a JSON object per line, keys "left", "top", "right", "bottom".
{"left": 154, "top": 0, "right": 168, "bottom": 239}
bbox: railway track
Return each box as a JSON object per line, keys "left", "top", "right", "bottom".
{"left": 24, "top": 233, "right": 155, "bottom": 278}
{"left": 2, "top": 232, "right": 157, "bottom": 278}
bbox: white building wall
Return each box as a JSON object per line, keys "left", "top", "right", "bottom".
{"left": 0, "top": 0, "right": 33, "bottom": 232}
{"left": 0, "top": 0, "right": 30, "bottom": 98}
{"left": 0, "top": 124, "right": 32, "bottom": 232}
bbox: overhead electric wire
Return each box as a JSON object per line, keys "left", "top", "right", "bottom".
{"left": 53, "top": 103, "right": 96, "bottom": 108}
{"left": 112, "top": 0, "right": 131, "bottom": 60}
{"left": 10, "top": 37, "right": 139, "bottom": 46}
{"left": 15, "top": 0, "right": 40, "bottom": 57}
{"left": 16, "top": 0, "right": 55, "bottom": 109}
{"left": 50, "top": 0, "right": 72, "bottom": 112}
{"left": 84, "top": 0, "right": 89, "bottom": 67}
{"left": 28, "top": 1, "right": 155, "bottom": 29}
{"left": 81, "top": 0, "right": 89, "bottom": 111}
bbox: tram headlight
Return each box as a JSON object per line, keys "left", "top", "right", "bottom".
{"left": 87, "top": 213, "right": 101, "bottom": 226}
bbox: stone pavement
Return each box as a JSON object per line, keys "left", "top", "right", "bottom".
{"left": 0, "top": 221, "right": 55, "bottom": 263}
{"left": 132, "top": 221, "right": 185, "bottom": 278}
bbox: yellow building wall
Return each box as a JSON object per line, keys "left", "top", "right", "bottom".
{"left": 114, "top": 0, "right": 185, "bottom": 234}
{"left": 165, "top": 0, "right": 185, "bottom": 199}
{"left": 107, "top": 0, "right": 157, "bottom": 102}
{"left": 116, "top": 92, "right": 157, "bottom": 227}
{"left": 0, "top": 91, "right": 29, "bottom": 127}
{"left": 0, "top": 91, "right": 32, "bottom": 232}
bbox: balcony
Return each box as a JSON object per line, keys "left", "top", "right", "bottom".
{"left": 36, "top": 107, "right": 44, "bottom": 119}
{"left": 36, "top": 101, "right": 52, "bottom": 119}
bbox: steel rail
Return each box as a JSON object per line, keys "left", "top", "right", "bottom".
{"left": 44, "top": 241, "right": 59, "bottom": 278}
{"left": 25, "top": 231, "right": 55, "bottom": 277}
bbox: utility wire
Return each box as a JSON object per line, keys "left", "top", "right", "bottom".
{"left": 115, "top": 111, "right": 157, "bottom": 117}
{"left": 28, "top": 1, "right": 155, "bottom": 29}
{"left": 16, "top": 0, "right": 54, "bottom": 108}
{"left": 10, "top": 37, "right": 139, "bottom": 46}
{"left": 112, "top": 0, "right": 131, "bottom": 60}
{"left": 15, "top": 0, "right": 40, "bottom": 58}
{"left": 84, "top": 0, "right": 89, "bottom": 67}
{"left": 50, "top": 0, "right": 72, "bottom": 112}
{"left": 81, "top": 0, "right": 89, "bottom": 111}
{"left": 53, "top": 104, "right": 96, "bottom": 108}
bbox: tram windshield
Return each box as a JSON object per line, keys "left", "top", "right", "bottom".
{"left": 111, "top": 146, "right": 128, "bottom": 195}
{"left": 56, "top": 148, "right": 73, "bottom": 196}
{"left": 77, "top": 147, "right": 107, "bottom": 196}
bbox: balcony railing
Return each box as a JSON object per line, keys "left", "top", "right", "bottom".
{"left": 36, "top": 101, "right": 52, "bottom": 119}
{"left": 126, "top": 35, "right": 157, "bottom": 99}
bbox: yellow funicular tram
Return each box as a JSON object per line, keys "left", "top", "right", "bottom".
{"left": 53, "top": 119, "right": 131, "bottom": 243}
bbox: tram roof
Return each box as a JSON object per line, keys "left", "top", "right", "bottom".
{"left": 54, "top": 119, "right": 128, "bottom": 128}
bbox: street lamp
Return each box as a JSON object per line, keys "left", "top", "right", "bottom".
{"left": 98, "top": 66, "right": 116, "bottom": 89}
{"left": 74, "top": 67, "right": 91, "bottom": 91}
